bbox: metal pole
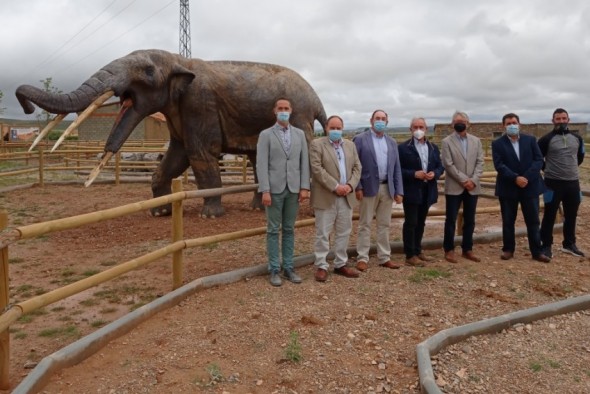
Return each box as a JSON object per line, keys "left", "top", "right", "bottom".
{"left": 0, "top": 210, "right": 10, "bottom": 389}
{"left": 171, "top": 179, "right": 184, "bottom": 289}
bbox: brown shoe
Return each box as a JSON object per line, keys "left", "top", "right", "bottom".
{"left": 444, "top": 250, "right": 458, "bottom": 264}
{"left": 379, "top": 261, "right": 402, "bottom": 269}
{"left": 405, "top": 256, "right": 425, "bottom": 267}
{"left": 315, "top": 268, "right": 328, "bottom": 282}
{"left": 356, "top": 260, "right": 368, "bottom": 272}
{"left": 462, "top": 250, "right": 481, "bottom": 262}
{"left": 500, "top": 251, "right": 514, "bottom": 260}
{"left": 533, "top": 254, "right": 551, "bottom": 263}
{"left": 417, "top": 253, "right": 434, "bottom": 262}
{"left": 334, "top": 266, "right": 359, "bottom": 278}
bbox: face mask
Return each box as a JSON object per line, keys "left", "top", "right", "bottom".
{"left": 412, "top": 129, "right": 425, "bottom": 140}
{"left": 555, "top": 123, "right": 568, "bottom": 132}
{"left": 453, "top": 123, "right": 467, "bottom": 133}
{"left": 505, "top": 124, "right": 519, "bottom": 136}
{"left": 277, "top": 111, "right": 290, "bottom": 122}
{"left": 328, "top": 129, "right": 342, "bottom": 142}
{"left": 373, "top": 120, "right": 387, "bottom": 132}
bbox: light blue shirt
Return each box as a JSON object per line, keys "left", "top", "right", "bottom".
{"left": 507, "top": 135, "right": 520, "bottom": 160}
{"left": 455, "top": 133, "right": 468, "bottom": 158}
{"left": 371, "top": 130, "right": 388, "bottom": 181}
{"left": 414, "top": 138, "right": 429, "bottom": 172}
{"left": 330, "top": 140, "right": 347, "bottom": 185}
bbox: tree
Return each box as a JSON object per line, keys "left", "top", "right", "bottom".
{"left": 36, "top": 77, "right": 62, "bottom": 125}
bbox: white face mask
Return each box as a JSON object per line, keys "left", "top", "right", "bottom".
{"left": 412, "top": 129, "right": 425, "bottom": 140}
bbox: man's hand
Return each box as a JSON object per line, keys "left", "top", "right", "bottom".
{"left": 262, "top": 192, "right": 272, "bottom": 207}
{"left": 355, "top": 190, "right": 363, "bottom": 201}
{"left": 394, "top": 194, "right": 403, "bottom": 204}
{"left": 425, "top": 171, "right": 435, "bottom": 181}
{"left": 463, "top": 179, "right": 475, "bottom": 191}
{"left": 335, "top": 184, "right": 350, "bottom": 196}
{"left": 415, "top": 170, "right": 427, "bottom": 180}
{"left": 298, "top": 189, "right": 310, "bottom": 202}
{"left": 515, "top": 176, "right": 528, "bottom": 188}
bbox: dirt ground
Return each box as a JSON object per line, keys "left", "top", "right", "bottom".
{"left": 1, "top": 181, "right": 590, "bottom": 393}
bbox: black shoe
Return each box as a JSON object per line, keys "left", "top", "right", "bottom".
{"left": 561, "top": 245, "right": 585, "bottom": 257}
{"left": 542, "top": 246, "right": 553, "bottom": 259}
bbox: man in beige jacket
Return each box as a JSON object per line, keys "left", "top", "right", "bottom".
{"left": 441, "top": 111, "right": 484, "bottom": 263}
{"left": 310, "top": 115, "right": 362, "bottom": 282}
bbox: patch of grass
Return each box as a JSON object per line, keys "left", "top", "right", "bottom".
{"left": 547, "top": 359, "right": 560, "bottom": 369}
{"left": 34, "top": 288, "right": 47, "bottom": 296}
{"left": 17, "top": 314, "right": 33, "bottom": 323}
{"left": 9, "top": 257, "right": 25, "bottom": 264}
{"left": 284, "top": 331, "right": 302, "bottom": 363}
{"left": 205, "top": 363, "right": 224, "bottom": 385}
{"left": 51, "top": 306, "right": 66, "bottom": 312}
{"left": 61, "top": 268, "right": 76, "bottom": 277}
{"left": 82, "top": 269, "right": 101, "bottom": 277}
{"left": 100, "top": 307, "right": 118, "bottom": 314}
{"left": 29, "top": 308, "right": 48, "bottom": 316}
{"left": 38, "top": 325, "right": 79, "bottom": 338}
{"left": 408, "top": 268, "right": 452, "bottom": 283}
{"left": 202, "top": 242, "right": 219, "bottom": 251}
{"left": 79, "top": 298, "right": 100, "bottom": 307}
{"left": 57, "top": 315, "right": 73, "bottom": 322}
{"left": 529, "top": 360, "right": 543, "bottom": 372}
{"left": 16, "top": 284, "right": 34, "bottom": 293}
{"left": 100, "top": 260, "right": 117, "bottom": 267}
{"left": 90, "top": 319, "right": 108, "bottom": 328}
{"left": 14, "top": 332, "right": 27, "bottom": 340}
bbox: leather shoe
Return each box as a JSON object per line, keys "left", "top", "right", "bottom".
{"left": 282, "top": 269, "right": 302, "bottom": 284}
{"left": 533, "top": 254, "right": 551, "bottom": 263}
{"left": 417, "top": 253, "right": 434, "bottom": 262}
{"left": 405, "top": 256, "right": 425, "bottom": 267}
{"left": 315, "top": 268, "right": 328, "bottom": 282}
{"left": 379, "top": 261, "right": 402, "bottom": 269}
{"left": 444, "top": 250, "right": 458, "bottom": 264}
{"left": 500, "top": 251, "right": 514, "bottom": 260}
{"left": 356, "top": 260, "right": 368, "bottom": 272}
{"left": 334, "top": 266, "right": 359, "bottom": 278}
{"left": 462, "top": 251, "right": 481, "bottom": 262}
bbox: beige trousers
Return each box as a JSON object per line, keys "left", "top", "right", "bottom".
{"left": 356, "top": 184, "right": 393, "bottom": 264}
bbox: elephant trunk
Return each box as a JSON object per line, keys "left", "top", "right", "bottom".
{"left": 16, "top": 69, "right": 114, "bottom": 115}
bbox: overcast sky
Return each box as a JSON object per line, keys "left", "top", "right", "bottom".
{"left": 1, "top": 0, "right": 590, "bottom": 128}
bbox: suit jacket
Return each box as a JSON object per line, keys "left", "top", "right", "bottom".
{"left": 256, "top": 124, "right": 310, "bottom": 193}
{"left": 353, "top": 130, "right": 403, "bottom": 198}
{"left": 398, "top": 138, "right": 445, "bottom": 206}
{"left": 310, "top": 137, "right": 362, "bottom": 210}
{"left": 441, "top": 133, "right": 484, "bottom": 195}
{"left": 492, "top": 133, "right": 544, "bottom": 199}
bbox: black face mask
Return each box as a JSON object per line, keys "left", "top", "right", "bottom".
{"left": 453, "top": 123, "right": 467, "bottom": 133}
{"left": 554, "top": 123, "right": 568, "bottom": 132}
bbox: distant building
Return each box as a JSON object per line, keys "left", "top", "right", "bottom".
{"left": 77, "top": 101, "right": 169, "bottom": 141}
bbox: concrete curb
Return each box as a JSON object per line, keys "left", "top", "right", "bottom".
{"left": 417, "top": 294, "right": 590, "bottom": 394}
{"left": 10, "top": 226, "right": 564, "bottom": 393}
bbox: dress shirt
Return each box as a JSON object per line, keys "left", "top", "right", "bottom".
{"left": 371, "top": 130, "right": 388, "bottom": 181}
{"left": 507, "top": 134, "right": 520, "bottom": 160}
{"left": 456, "top": 133, "right": 468, "bottom": 158}
{"left": 330, "top": 139, "right": 347, "bottom": 185}
{"left": 278, "top": 124, "right": 291, "bottom": 155}
{"left": 414, "top": 138, "right": 429, "bottom": 172}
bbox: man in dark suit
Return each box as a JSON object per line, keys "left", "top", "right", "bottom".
{"left": 398, "top": 117, "right": 444, "bottom": 267}
{"left": 353, "top": 109, "right": 404, "bottom": 271}
{"left": 492, "top": 112, "right": 550, "bottom": 263}
{"left": 256, "top": 98, "right": 310, "bottom": 286}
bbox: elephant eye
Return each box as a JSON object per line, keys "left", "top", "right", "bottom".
{"left": 145, "top": 66, "right": 155, "bottom": 78}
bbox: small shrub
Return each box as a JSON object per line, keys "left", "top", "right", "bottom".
{"left": 409, "top": 268, "right": 451, "bottom": 283}
{"left": 284, "top": 331, "right": 302, "bottom": 363}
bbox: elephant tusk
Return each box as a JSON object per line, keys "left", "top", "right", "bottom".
{"left": 28, "top": 114, "right": 67, "bottom": 152}
{"left": 85, "top": 151, "right": 113, "bottom": 187}
{"left": 51, "top": 90, "right": 115, "bottom": 153}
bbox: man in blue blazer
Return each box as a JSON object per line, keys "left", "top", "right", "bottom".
{"left": 353, "top": 109, "right": 404, "bottom": 271}
{"left": 398, "top": 117, "right": 444, "bottom": 267}
{"left": 492, "top": 113, "right": 550, "bottom": 263}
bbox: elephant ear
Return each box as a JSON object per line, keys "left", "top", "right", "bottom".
{"left": 170, "top": 64, "right": 195, "bottom": 99}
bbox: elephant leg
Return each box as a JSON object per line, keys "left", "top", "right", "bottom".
{"left": 247, "top": 152, "right": 263, "bottom": 210}
{"left": 151, "top": 140, "right": 189, "bottom": 217}
{"left": 189, "top": 152, "right": 225, "bottom": 218}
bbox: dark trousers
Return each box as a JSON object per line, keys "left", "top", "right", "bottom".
{"left": 499, "top": 196, "right": 543, "bottom": 257}
{"left": 402, "top": 187, "right": 430, "bottom": 258}
{"left": 540, "top": 178, "right": 581, "bottom": 249}
{"left": 443, "top": 191, "right": 478, "bottom": 252}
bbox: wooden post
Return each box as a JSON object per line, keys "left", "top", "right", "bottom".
{"left": 38, "top": 149, "right": 45, "bottom": 187}
{"left": 171, "top": 179, "right": 184, "bottom": 289}
{"left": 0, "top": 210, "right": 10, "bottom": 389}
{"left": 242, "top": 155, "right": 248, "bottom": 184}
{"left": 457, "top": 211, "right": 464, "bottom": 236}
{"left": 183, "top": 169, "right": 189, "bottom": 185}
{"left": 115, "top": 151, "right": 121, "bottom": 186}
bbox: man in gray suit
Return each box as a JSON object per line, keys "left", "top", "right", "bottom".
{"left": 256, "top": 98, "right": 310, "bottom": 286}
{"left": 310, "top": 115, "right": 362, "bottom": 282}
{"left": 441, "top": 111, "right": 484, "bottom": 263}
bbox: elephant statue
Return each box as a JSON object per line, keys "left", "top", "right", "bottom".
{"left": 16, "top": 49, "right": 327, "bottom": 217}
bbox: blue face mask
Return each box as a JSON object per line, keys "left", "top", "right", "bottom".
{"left": 506, "top": 124, "right": 519, "bottom": 136}
{"left": 328, "top": 129, "right": 342, "bottom": 142}
{"left": 277, "top": 111, "right": 290, "bottom": 122}
{"left": 373, "top": 120, "right": 387, "bottom": 132}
